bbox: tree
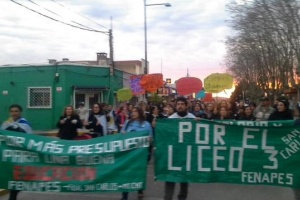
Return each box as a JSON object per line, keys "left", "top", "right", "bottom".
{"left": 226, "top": 0, "right": 300, "bottom": 102}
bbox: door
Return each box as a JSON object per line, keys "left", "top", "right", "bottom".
{"left": 75, "top": 92, "right": 102, "bottom": 114}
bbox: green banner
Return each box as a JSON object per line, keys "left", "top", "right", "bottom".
{"left": 216, "top": 120, "right": 295, "bottom": 127}
{"left": 0, "top": 130, "right": 149, "bottom": 192}
{"left": 155, "top": 119, "right": 300, "bottom": 188}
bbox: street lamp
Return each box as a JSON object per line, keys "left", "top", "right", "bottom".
{"left": 144, "top": 0, "right": 171, "bottom": 74}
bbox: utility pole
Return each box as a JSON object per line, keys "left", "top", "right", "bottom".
{"left": 107, "top": 17, "right": 114, "bottom": 104}
{"left": 144, "top": 0, "right": 148, "bottom": 74}
{"left": 109, "top": 29, "right": 114, "bottom": 76}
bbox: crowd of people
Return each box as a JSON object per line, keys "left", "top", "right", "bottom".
{"left": 0, "top": 95, "right": 298, "bottom": 200}
{"left": 54, "top": 95, "right": 295, "bottom": 142}
{"left": 68, "top": 96, "right": 295, "bottom": 140}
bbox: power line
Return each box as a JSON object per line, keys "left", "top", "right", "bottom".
{"left": 26, "top": 0, "right": 104, "bottom": 33}
{"left": 27, "top": 0, "right": 60, "bottom": 17}
{"left": 10, "top": 0, "right": 108, "bottom": 34}
{"left": 50, "top": 0, "right": 109, "bottom": 30}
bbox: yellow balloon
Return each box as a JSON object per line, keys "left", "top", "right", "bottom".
{"left": 204, "top": 73, "right": 233, "bottom": 93}
{"left": 117, "top": 88, "right": 132, "bottom": 102}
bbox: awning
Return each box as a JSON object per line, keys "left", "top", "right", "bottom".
{"left": 72, "top": 86, "right": 109, "bottom": 93}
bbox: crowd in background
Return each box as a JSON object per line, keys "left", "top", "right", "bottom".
{"left": 45, "top": 95, "right": 297, "bottom": 143}
{"left": 0, "top": 96, "right": 295, "bottom": 141}
{"left": 69, "top": 95, "right": 295, "bottom": 140}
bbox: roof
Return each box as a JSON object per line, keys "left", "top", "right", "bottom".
{"left": 0, "top": 62, "right": 107, "bottom": 68}
{"left": 67, "top": 61, "right": 99, "bottom": 66}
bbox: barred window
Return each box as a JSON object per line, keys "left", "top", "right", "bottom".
{"left": 28, "top": 87, "right": 52, "bottom": 108}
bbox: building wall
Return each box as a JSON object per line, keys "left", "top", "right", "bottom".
{"left": 114, "top": 65, "right": 138, "bottom": 74}
{"left": 114, "top": 60, "right": 146, "bottom": 75}
{"left": 0, "top": 64, "right": 123, "bottom": 130}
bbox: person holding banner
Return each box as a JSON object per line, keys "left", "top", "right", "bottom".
{"left": 1, "top": 104, "right": 32, "bottom": 134}
{"left": 57, "top": 105, "right": 82, "bottom": 140}
{"left": 120, "top": 106, "right": 153, "bottom": 200}
{"left": 267, "top": 98, "right": 297, "bottom": 199}
{"left": 166, "top": 96, "right": 196, "bottom": 200}
{"left": 1, "top": 104, "right": 32, "bottom": 200}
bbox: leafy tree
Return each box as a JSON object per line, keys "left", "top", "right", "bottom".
{"left": 226, "top": 0, "right": 300, "bottom": 101}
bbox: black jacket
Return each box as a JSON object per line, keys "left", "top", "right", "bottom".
{"left": 268, "top": 109, "right": 293, "bottom": 121}
{"left": 239, "top": 114, "right": 256, "bottom": 121}
{"left": 85, "top": 113, "right": 104, "bottom": 137}
{"left": 57, "top": 115, "right": 82, "bottom": 140}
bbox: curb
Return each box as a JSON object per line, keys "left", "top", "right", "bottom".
{"left": 0, "top": 189, "right": 8, "bottom": 196}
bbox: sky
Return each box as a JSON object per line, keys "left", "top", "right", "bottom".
{"left": 0, "top": 0, "right": 235, "bottom": 97}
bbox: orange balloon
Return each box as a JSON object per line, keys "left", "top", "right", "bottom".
{"left": 140, "top": 73, "right": 164, "bottom": 93}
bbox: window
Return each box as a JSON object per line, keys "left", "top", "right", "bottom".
{"left": 28, "top": 87, "right": 52, "bottom": 108}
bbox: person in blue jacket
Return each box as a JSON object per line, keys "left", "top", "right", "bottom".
{"left": 120, "top": 106, "right": 153, "bottom": 200}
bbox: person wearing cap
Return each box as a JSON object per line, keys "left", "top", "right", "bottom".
{"left": 268, "top": 99, "right": 293, "bottom": 120}
{"left": 164, "top": 96, "right": 196, "bottom": 200}
{"left": 253, "top": 97, "right": 275, "bottom": 121}
{"left": 76, "top": 102, "right": 88, "bottom": 124}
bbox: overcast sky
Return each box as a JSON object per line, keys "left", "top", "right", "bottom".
{"left": 0, "top": 0, "right": 234, "bottom": 85}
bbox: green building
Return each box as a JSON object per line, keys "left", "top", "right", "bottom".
{"left": 0, "top": 63, "right": 124, "bottom": 130}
